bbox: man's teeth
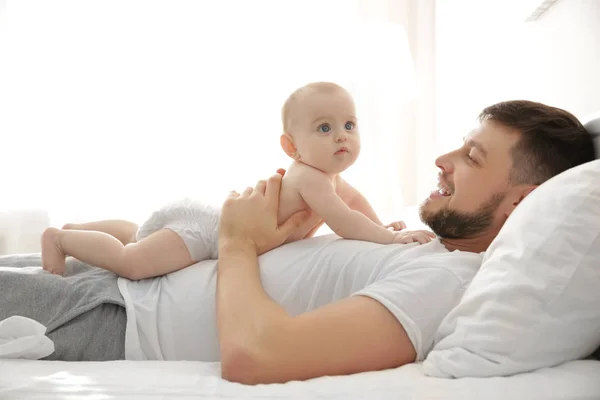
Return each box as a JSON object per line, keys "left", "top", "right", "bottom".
{"left": 438, "top": 188, "right": 451, "bottom": 196}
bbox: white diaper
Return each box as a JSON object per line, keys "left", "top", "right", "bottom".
{"left": 136, "top": 198, "right": 220, "bottom": 261}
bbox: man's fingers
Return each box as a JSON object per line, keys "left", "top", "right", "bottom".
{"left": 265, "top": 173, "right": 283, "bottom": 203}
{"left": 254, "top": 180, "right": 267, "bottom": 195}
{"left": 278, "top": 211, "right": 311, "bottom": 237}
{"left": 227, "top": 190, "right": 240, "bottom": 199}
{"left": 241, "top": 186, "right": 253, "bottom": 197}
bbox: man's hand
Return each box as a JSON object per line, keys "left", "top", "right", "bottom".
{"left": 218, "top": 172, "right": 310, "bottom": 255}
{"left": 216, "top": 170, "right": 420, "bottom": 385}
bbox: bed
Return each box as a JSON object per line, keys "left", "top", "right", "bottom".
{"left": 1, "top": 358, "right": 599, "bottom": 399}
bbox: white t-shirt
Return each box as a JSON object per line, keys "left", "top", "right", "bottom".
{"left": 117, "top": 234, "right": 483, "bottom": 362}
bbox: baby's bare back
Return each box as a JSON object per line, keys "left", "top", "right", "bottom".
{"left": 277, "top": 164, "right": 328, "bottom": 243}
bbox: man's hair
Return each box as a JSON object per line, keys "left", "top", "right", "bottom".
{"left": 281, "top": 81, "right": 349, "bottom": 133}
{"left": 479, "top": 100, "right": 596, "bottom": 185}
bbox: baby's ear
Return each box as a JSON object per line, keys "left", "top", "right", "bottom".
{"left": 280, "top": 134, "right": 298, "bottom": 159}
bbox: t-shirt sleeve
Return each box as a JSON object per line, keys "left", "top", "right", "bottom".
{"left": 352, "top": 267, "right": 466, "bottom": 361}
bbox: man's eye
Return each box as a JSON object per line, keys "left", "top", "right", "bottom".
{"left": 466, "top": 154, "right": 477, "bottom": 164}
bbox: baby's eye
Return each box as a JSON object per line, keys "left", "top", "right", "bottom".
{"left": 318, "top": 124, "right": 331, "bottom": 133}
{"left": 345, "top": 121, "right": 355, "bottom": 130}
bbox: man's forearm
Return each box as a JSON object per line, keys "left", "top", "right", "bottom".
{"left": 216, "top": 240, "right": 291, "bottom": 383}
{"left": 216, "top": 240, "right": 417, "bottom": 385}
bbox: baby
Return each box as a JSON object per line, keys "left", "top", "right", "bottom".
{"left": 41, "top": 82, "right": 434, "bottom": 279}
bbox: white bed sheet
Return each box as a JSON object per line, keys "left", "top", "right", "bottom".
{"left": 1, "top": 359, "right": 599, "bottom": 400}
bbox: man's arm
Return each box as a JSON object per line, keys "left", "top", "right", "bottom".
{"left": 217, "top": 240, "right": 416, "bottom": 385}
{"left": 299, "top": 170, "right": 395, "bottom": 244}
{"left": 216, "top": 173, "right": 416, "bottom": 384}
{"left": 335, "top": 176, "right": 383, "bottom": 225}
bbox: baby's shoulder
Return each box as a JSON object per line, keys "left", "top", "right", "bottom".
{"left": 285, "top": 162, "right": 330, "bottom": 186}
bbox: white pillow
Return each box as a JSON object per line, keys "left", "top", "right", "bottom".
{"left": 582, "top": 112, "right": 600, "bottom": 158}
{"left": 423, "top": 159, "right": 600, "bottom": 378}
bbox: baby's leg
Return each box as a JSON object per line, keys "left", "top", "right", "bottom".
{"left": 41, "top": 227, "right": 193, "bottom": 280}
{"left": 62, "top": 220, "right": 139, "bottom": 245}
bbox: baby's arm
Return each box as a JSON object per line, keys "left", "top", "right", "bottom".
{"left": 298, "top": 170, "right": 396, "bottom": 244}
{"left": 335, "top": 176, "right": 384, "bottom": 225}
{"left": 335, "top": 177, "right": 407, "bottom": 231}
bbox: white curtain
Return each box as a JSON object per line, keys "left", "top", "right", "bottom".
{"left": 0, "top": 0, "right": 436, "bottom": 252}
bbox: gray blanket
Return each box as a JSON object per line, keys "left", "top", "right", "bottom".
{"left": 0, "top": 254, "right": 127, "bottom": 360}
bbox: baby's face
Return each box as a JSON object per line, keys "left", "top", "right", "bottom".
{"left": 288, "top": 90, "right": 360, "bottom": 174}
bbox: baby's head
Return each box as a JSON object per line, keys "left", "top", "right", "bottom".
{"left": 281, "top": 82, "right": 360, "bottom": 175}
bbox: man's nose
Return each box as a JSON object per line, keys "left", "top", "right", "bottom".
{"left": 435, "top": 151, "right": 454, "bottom": 174}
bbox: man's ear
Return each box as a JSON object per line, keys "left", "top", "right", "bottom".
{"left": 280, "top": 134, "right": 299, "bottom": 159}
{"left": 505, "top": 185, "right": 537, "bottom": 217}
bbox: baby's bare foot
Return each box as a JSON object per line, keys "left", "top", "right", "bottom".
{"left": 41, "top": 227, "right": 67, "bottom": 275}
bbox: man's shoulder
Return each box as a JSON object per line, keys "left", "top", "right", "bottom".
{"left": 385, "top": 241, "right": 484, "bottom": 283}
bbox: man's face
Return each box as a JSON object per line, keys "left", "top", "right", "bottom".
{"left": 419, "top": 119, "right": 521, "bottom": 239}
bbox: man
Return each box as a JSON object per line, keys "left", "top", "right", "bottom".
{"left": 0, "top": 100, "right": 595, "bottom": 385}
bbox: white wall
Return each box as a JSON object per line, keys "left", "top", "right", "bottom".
{"left": 0, "top": 210, "right": 49, "bottom": 254}
{"left": 435, "top": 0, "right": 600, "bottom": 152}
{"left": 0, "top": 0, "right": 424, "bottom": 253}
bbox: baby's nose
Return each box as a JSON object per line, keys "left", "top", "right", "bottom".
{"left": 335, "top": 132, "right": 348, "bottom": 142}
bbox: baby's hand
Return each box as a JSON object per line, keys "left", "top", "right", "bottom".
{"left": 391, "top": 230, "right": 436, "bottom": 245}
{"left": 385, "top": 221, "right": 407, "bottom": 231}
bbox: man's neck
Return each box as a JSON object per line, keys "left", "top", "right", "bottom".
{"left": 440, "top": 230, "right": 499, "bottom": 253}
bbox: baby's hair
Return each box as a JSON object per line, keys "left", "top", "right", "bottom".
{"left": 281, "top": 81, "right": 350, "bottom": 133}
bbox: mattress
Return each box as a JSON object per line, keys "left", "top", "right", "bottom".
{"left": 1, "top": 359, "right": 599, "bottom": 399}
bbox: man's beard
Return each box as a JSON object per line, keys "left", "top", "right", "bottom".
{"left": 419, "top": 193, "right": 506, "bottom": 239}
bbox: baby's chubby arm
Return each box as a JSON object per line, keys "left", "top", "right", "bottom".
{"left": 335, "top": 177, "right": 407, "bottom": 231}
{"left": 334, "top": 176, "right": 384, "bottom": 225}
{"left": 298, "top": 169, "right": 396, "bottom": 244}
